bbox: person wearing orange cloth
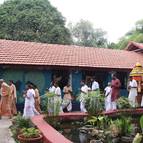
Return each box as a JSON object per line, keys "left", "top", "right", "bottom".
{"left": 9, "top": 80, "right": 17, "bottom": 116}
{"left": 33, "top": 85, "right": 41, "bottom": 113}
{"left": 0, "top": 79, "right": 12, "bottom": 118}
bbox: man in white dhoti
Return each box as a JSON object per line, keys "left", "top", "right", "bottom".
{"left": 23, "top": 84, "right": 39, "bottom": 118}
{"left": 104, "top": 82, "right": 112, "bottom": 111}
{"left": 47, "top": 81, "right": 56, "bottom": 115}
{"left": 80, "top": 80, "right": 91, "bottom": 112}
{"left": 91, "top": 77, "right": 100, "bottom": 95}
{"left": 54, "top": 82, "right": 63, "bottom": 113}
{"left": 128, "top": 76, "right": 138, "bottom": 107}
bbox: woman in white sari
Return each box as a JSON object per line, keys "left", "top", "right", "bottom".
{"left": 23, "top": 84, "right": 39, "bottom": 118}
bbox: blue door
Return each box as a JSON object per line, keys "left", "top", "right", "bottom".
{"left": 72, "top": 70, "right": 82, "bottom": 96}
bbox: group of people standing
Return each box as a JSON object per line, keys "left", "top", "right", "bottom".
{"left": 79, "top": 78, "right": 99, "bottom": 112}
{"left": 104, "top": 75, "right": 143, "bottom": 112}
{"left": 1, "top": 74, "right": 142, "bottom": 118}
{"left": 79, "top": 75, "right": 121, "bottom": 112}
{"left": 47, "top": 77, "right": 100, "bottom": 113}
{"left": 33, "top": 75, "right": 121, "bottom": 114}
{"left": 0, "top": 79, "right": 41, "bottom": 119}
{"left": 0, "top": 79, "right": 17, "bottom": 118}
{"left": 48, "top": 81, "right": 73, "bottom": 113}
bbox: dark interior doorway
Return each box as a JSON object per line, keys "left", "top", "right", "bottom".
{"left": 82, "top": 70, "right": 108, "bottom": 90}
{"left": 52, "top": 70, "right": 70, "bottom": 90}
{"left": 116, "top": 72, "right": 128, "bottom": 89}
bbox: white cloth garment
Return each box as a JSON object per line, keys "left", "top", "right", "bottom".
{"left": 54, "top": 87, "right": 63, "bottom": 113}
{"left": 92, "top": 81, "right": 99, "bottom": 91}
{"left": 47, "top": 86, "right": 56, "bottom": 114}
{"left": 55, "top": 87, "right": 61, "bottom": 96}
{"left": 80, "top": 101, "right": 87, "bottom": 112}
{"left": 141, "top": 97, "right": 143, "bottom": 107}
{"left": 128, "top": 79, "right": 137, "bottom": 107}
{"left": 49, "top": 86, "right": 56, "bottom": 93}
{"left": 67, "top": 101, "right": 72, "bottom": 111}
{"left": 80, "top": 85, "right": 90, "bottom": 102}
{"left": 104, "top": 86, "right": 112, "bottom": 111}
{"left": 62, "top": 99, "right": 72, "bottom": 111}
{"left": 111, "top": 101, "right": 117, "bottom": 110}
{"left": 80, "top": 85, "right": 90, "bottom": 112}
{"left": 23, "top": 89, "right": 39, "bottom": 118}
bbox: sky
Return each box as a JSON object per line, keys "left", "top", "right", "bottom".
{"left": 0, "top": 0, "right": 143, "bottom": 42}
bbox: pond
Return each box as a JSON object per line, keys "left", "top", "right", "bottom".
{"left": 45, "top": 115, "right": 143, "bottom": 143}
{"left": 59, "top": 125, "right": 106, "bottom": 143}
{"left": 60, "top": 128, "right": 82, "bottom": 143}
{"left": 57, "top": 120, "right": 91, "bottom": 143}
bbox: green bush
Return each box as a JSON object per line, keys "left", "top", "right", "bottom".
{"left": 40, "top": 94, "right": 49, "bottom": 112}
{"left": 85, "top": 91, "right": 104, "bottom": 115}
{"left": 12, "top": 113, "right": 31, "bottom": 128}
{"left": 40, "top": 92, "right": 55, "bottom": 112}
{"left": 87, "top": 115, "right": 109, "bottom": 129}
{"left": 117, "top": 97, "right": 132, "bottom": 109}
{"left": 10, "top": 113, "right": 31, "bottom": 141}
{"left": 41, "top": 92, "right": 61, "bottom": 116}
{"left": 109, "top": 116, "right": 133, "bottom": 136}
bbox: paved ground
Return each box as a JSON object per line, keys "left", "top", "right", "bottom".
{"left": 0, "top": 117, "right": 16, "bottom": 143}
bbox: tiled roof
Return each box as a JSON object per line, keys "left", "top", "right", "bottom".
{"left": 0, "top": 39, "right": 143, "bottom": 70}
{"left": 126, "top": 41, "right": 143, "bottom": 51}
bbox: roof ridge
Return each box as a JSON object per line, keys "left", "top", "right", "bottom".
{"left": 0, "top": 39, "right": 125, "bottom": 52}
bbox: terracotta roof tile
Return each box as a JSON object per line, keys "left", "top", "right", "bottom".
{"left": 0, "top": 39, "right": 143, "bottom": 70}
{"left": 126, "top": 41, "right": 143, "bottom": 51}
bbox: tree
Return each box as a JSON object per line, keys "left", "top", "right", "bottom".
{"left": 115, "top": 19, "right": 143, "bottom": 49}
{"left": 0, "top": 0, "right": 72, "bottom": 44}
{"left": 68, "top": 20, "right": 107, "bottom": 48}
{"left": 107, "top": 42, "right": 118, "bottom": 49}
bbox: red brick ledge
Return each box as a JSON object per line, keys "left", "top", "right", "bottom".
{"left": 102, "top": 108, "right": 143, "bottom": 116}
{"left": 58, "top": 112, "right": 88, "bottom": 120}
{"left": 31, "top": 112, "right": 88, "bottom": 143}
{"left": 31, "top": 115, "right": 72, "bottom": 143}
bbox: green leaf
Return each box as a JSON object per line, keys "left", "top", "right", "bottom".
{"left": 0, "top": 0, "right": 72, "bottom": 44}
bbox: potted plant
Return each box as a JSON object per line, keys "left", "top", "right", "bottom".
{"left": 18, "top": 127, "right": 43, "bottom": 143}
{"left": 10, "top": 113, "right": 31, "bottom": 141}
